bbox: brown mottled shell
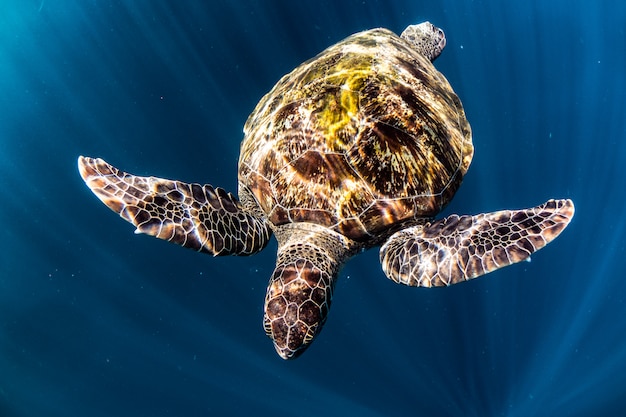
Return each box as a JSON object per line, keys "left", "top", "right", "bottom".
{"left": 239, "top": 28, "right": 473, "bottom": 242}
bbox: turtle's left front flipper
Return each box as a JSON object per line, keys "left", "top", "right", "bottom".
{"left": 380, "top": 199, "right": 574, "bottom": 287}
{"left": 78, "top": 156, "right": 272, "bottom": 256}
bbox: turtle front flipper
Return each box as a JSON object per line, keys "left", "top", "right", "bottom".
{"left": 264, "top": 224, "right": 355, "bottom": 359}
{"left": 380, "top": 199, "right": 574, "bottom": 287}
{"left": 78, "top": 156, "right": 272, "bottom": 256}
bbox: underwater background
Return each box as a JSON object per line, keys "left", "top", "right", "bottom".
{"left": 1, "top": 1, "right": 625, "bottom": 416}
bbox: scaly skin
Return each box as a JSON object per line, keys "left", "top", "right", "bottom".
{"left": 77, "top": 156, "right": 272, "bottom": 256}
{"left": 264, "top": 223, "right": 357, "bottom": 359}
{"left": 380, "top": 199, "right": 575, "bottom": 287}
{"left": 77, "top": 22, "right": 575, "bottom": 360}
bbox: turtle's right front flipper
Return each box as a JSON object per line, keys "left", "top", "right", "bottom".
{"left": 380, "top": 199, "right": 574, "bottom": 287}
{"left": 77, "top": 156, "right": 272, "bottom": 256}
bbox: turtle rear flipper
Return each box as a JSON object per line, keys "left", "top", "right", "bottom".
{"left": 380, "top": 199, "right": 574, "bottom": 287}
{"left": 78, "top": 156, "right": 272, "bottom": 256}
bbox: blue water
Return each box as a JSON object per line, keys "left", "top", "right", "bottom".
{"left": 1, "top": 1, "right": 624, "bottom": 416}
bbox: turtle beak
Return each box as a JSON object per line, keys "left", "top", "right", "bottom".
{"left": 274, "top": 341, "right": 307, "bottom": 360}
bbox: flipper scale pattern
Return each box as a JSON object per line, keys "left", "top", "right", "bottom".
{"left": 78, "top": 156, "right": 271, "bottom": 256}
{"left": 380, "top": 199, "right": 574, "bottom": 287}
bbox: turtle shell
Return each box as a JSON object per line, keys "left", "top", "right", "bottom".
{"left": 239, "top": 28, "right": 473, "bottom": 242}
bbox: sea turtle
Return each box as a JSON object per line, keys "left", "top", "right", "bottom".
{"left": 78, "top": 22, "right": 574, "bottom": 359}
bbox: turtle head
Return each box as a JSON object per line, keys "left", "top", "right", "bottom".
{"left": 263, "top": 225, "right": 351, "bottom": 359}
{"left": 400, "top": 22, "right": 446, "bottom": 62}
{"left": 264, "top": 258, "right": 335, "bottom": 359}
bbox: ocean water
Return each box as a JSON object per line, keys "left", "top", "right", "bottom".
{"left": 1, "top": 1, "right": 624, "bottom": 416}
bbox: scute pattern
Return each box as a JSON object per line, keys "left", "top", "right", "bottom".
{"left": 240, "top": 28, "right": 473, "bottom": 241}
{"left": 78, "top": 157, "right": 272, "bottom": 256}
{"left": 77, "top": 22, "right": 575, "bottom": 361}
{"left": 380, "top": 199, "right": 575, "bottom": 287}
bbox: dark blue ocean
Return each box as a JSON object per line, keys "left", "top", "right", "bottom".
{"left": 1, "top": 1, "right": 624, "bottom": 416}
